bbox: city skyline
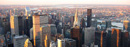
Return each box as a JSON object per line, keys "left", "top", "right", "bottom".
{"left": 0, "top": 0, "right": 130, "bottom": 5}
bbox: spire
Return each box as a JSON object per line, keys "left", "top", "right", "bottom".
{"left": 73, "top": 9, "right": 80, "bottom": 28}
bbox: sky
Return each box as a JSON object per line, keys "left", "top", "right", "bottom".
{"left": 0, "top": 0, "right": 130, "bottom": 5}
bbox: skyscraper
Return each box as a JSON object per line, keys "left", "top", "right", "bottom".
{"left": 73, "top": 9, "right": 80, "bottom": 28}
{"left": 95, "top": 31, "right": 107, "bottom": 47}
{"left": 24, "top": 16, "right": 33, "bottom": 37}
{"left": 84, "top": 27, "right": 95, "bottom": 46}
{"left": 0, "top": 16, "right": 10, "bottom": 35}
{"left": 111, "top": 29, "right": 121, "bottom": 47}
{"left": 24, "top": 39, "right": 33, "bottom": 47}
{"left": 63, "top": 25, "right": 71, "bottom": 38}
{"left": 40, "top": 24, "right": 53, "bottom": 47}
{"left": 10, "top": 16, "right": 19, "bottom": 37}
{"left": 57, "top": 39, "right": 65, "bottom": 47}
{"left": 17, "top": 16, "right": 25, "bottom": 35}
{"left": 71, "top": 28, "right": 82, "bottom": 47}
{"left": 121, "top": 31, "right": 129, "bottom": 47}
{"left": 87, "top": 9, "right": 92, "bottom": 27}
{"left": 71, "top": 9, "right": 82, "bottom": 47}
{"left": 123, "top": 20, "right": 130, "bottom": 32}
{"left": 33, "top": 14, "right": 49, "bottom": 47}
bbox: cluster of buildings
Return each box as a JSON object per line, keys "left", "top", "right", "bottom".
{"left": 0, "top": 6, "right": 130, "bottom": 47}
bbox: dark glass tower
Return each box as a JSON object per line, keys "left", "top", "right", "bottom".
{"left": 95, "top": 31, "right": 107, "bottom": 47}
{"left": 87, "top": 9, "right": 92, "bottom": 27}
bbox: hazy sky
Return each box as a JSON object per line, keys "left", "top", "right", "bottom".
{"left": 0, "top": 0, "right": 130, "bottom": 5}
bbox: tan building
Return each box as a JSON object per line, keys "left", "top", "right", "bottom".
{"left": 10, "top": 16, "right": 19, "bottom": 37}
{"left": 57, "top": 39, "right": 65, "bottom": 47}
{"left": 24, "top": 39, "right": 33, "bottom": 47}
{"left": 33, "top": 14, "right": 49, "bottom": 47}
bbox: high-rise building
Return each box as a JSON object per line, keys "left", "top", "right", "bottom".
{"left": 24, "top": 39, "right": 33, "bottom": 47}
{"left": 106, "top": 28, "right": 112, "bottom": 47}
{"left": 13, "top": 35, "right": 28, "bottom": 47}
{"left": 80, "top": 18, "right": 86, "bottom": 28}
{"left": 10, "top": 16, "right": 19, "bottom": 37}
{"left": 33, "top": 14, "right": 49, "bottom": 47}
{"left": 84, "top": 27, "right": 95, "bottom": 46}
{"left": 40, "top": 24, "right": 53, "bottom": 47}
{"left": 24, "top": 16, "right": 33, "bottom": 37}
{"left": 71, "top": 28, "right": 82, "bottom": 47}
{"left": 87, "top": 9, "right": 92, "bottom": 27}
{"left": 95, "top": 31, "right": 107, "bottom": 47}
{"left": 25, "top": 7, "right": 31, "bottom": 16}
{"left": 73, "top": 9, "right": 80, "bottom": 27}
{"left": 17, "top": 16, "right": 25, "bottom": 35}
{"left": 63, "top": 25, "right": 71, "bottom": 38}
{"left": 0, "top": 16, "right": 10, "bottom": 34}
{"left": 70, "top": 16, "right": 74, "bottom": 27}
{"left": 57, "top": 24, "right": 62, "bottom": 34}
{"left": 121, "top": 31, "right": 129, "bottom": 47}
{"left": 10, "top": 16, "right": 25, "bottom": 37}
{"left": 123, "top": 20, "right": 130, "bottom": 32}
{"left": 57, "top": 39, "right": 65, "bottom": 47}
{"left": 111, "top": 29, "right": 121, "bottom": 47}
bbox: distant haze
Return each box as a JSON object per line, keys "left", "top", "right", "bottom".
{"left": 0, "top": 0, "right": 130, "bottom": 5}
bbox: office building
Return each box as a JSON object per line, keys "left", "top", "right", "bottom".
{"left": 70, "top": 16, "right": 74, "bottom": 27}
{"left": 106, "top": 28, "right": 112, "bottom": 47}
{"left": 10, "top": 16, "right": 19, "bottom": 37}
{"left": 13, "top": 35, "right": 28, "bottom": 47}
{"left": 33, "top": 14, "right": 49, "bottom": 47}
{"left": 87, "top": 9, "right": 92, "bottom": 27}
{"left": 57, "top": 39, "right": 65, "bottom": 47}
{"left": 80, "top": 18, "right": 86, "bottom": 28}
{"left": 63, "top": 25, "right": 71, "bottom": 38}
{"left": 17, "top": 16, "right": 25, "bottom": 35}
{"left": 84, "top": 27, "right": 95, "bottom": 46}
{"left": 57, "top": 24, "right": 62, "bottom": 34}
{"left": 73, "top": 9, "right": 80, "bottom": 27}
{"left": 24, "top": 39, "right": 33, "bottom": 47}
{"left": 95, "top": 31, "right": 107, "bottom": 47}
{"left": 24, "top": 16, "right": 33, "bottom": 37}
{"left": 10, "top": 16, "right": 25, "bottom": 37}
{"left": 123, "top": 20, "right": 130, "bottom": 32}
{"left": 71, "top": 28, "right": 82, "bottom": 47}
{"left": 40, "top": 24, "right": 52, "bottom": 47}
{"left": 121, "top": 31, "right": 129, "bottom": 47}
{"left": 111, "top": 29, "right": 121, "bottom": 47}
{"left": 0, "top": 16, "right": 10, "bottom": 34}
